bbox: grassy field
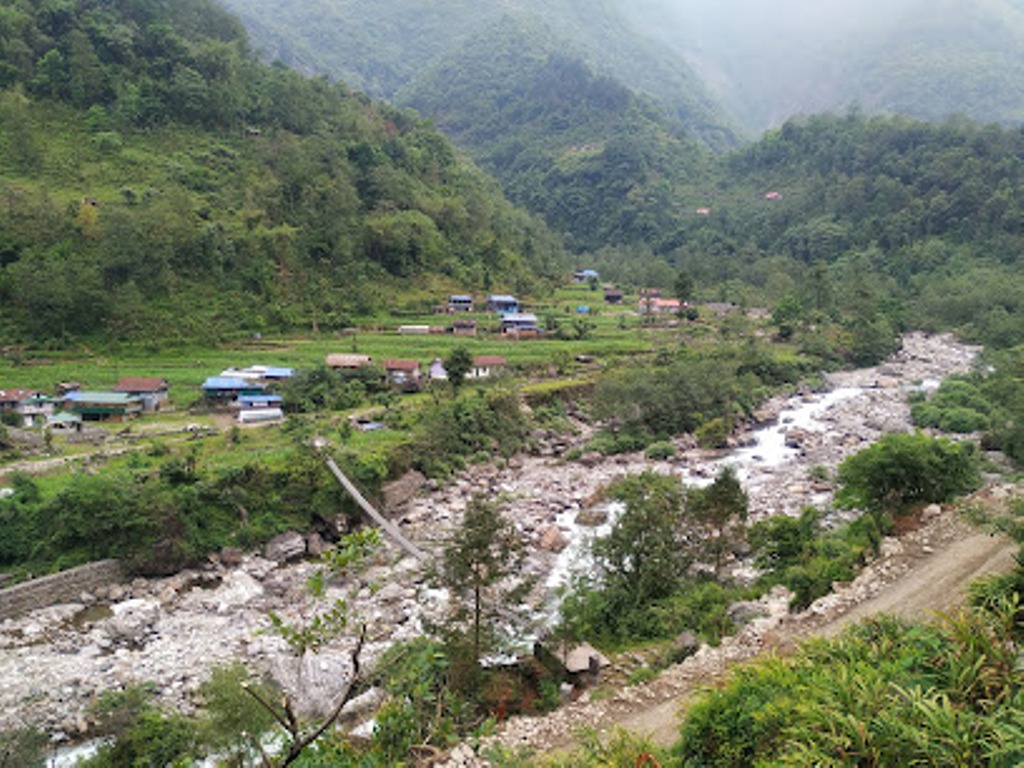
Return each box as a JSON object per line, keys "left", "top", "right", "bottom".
{"left": 0, "top": 283, "right": 679, "bottom": 406}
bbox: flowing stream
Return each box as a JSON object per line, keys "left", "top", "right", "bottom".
{"left": 541, "top": 333, "right": 981, "bottom": 617}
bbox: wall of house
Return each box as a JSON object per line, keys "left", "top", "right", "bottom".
{"left": 0, "top": 560, "right": 124, "bottom": 620}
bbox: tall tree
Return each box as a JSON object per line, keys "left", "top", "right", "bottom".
{"left": 445, "top": 345, "right": 473, "bottom": 395}
{"left": 594, "top": 471, "right": 691, "bottom": 610}
{"left": 438, "top": 495, "right": 530, "bottom": 664}
{"left": 687, "top": 465, "right": 749, "bottom": 578}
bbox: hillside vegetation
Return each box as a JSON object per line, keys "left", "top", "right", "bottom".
{"left": 399, "top": 15, "right": 709, "bottom": 253}
{"left": 215, "top": 0, "right": 740, "bottom": 151}
{"left": 0, "top": 0, "right": 566, "bottom": 345}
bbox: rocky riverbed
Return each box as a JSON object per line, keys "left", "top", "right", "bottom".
{"left": 0, "top": 333, "right": 981, "bottom": 746}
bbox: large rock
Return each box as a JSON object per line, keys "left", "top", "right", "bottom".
{"left": 382, "top": 470, "right": 426, "bottom": 512}
{"left": 214, "top": 571, "right": 264, "bottom": 612}
{"left": 575, "top": 507, "right": 609, "bottom": 527}
{"left": 264, "top": 531, "right": 307, "bottom": 563}
{"left": 105, "top": 598, "right": 160, "bottom": 645}
{"left": 538, "top": 526, "right": 569, "bottom": 553}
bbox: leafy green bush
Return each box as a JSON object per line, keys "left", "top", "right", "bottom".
{"left": 627, "top": 666, "right": 657, "bottom": 685}
{"left": 678, "top": 602, "right": 1024, "bottom": 767}
{"left": 644, "top": 441, "right": 676, "bottom": 460}
{"left": 750, "top": 506, "right": 890, "bottom": 608}
{"left": 911, "top": 378, "right": 993, "bottom": 433}
{"left": 0, "top": 728, "right": 47, "bottom": 768}
{"left": 411, "top": 390, "right": 528, "bottom": 477}
{"left": 587, "top": 429, "right": 650, "bottom": 456}
{"left": 82, "top": 686, "right": 199, "bottom": 768}
{"left": 695, "top": 417, "right": 731, "bottom": 449}
{"left": 197, "top": 663, "right": 279, "bottom": 760}
{"left": 836, "top": 432, "right": 980, "bottom": 516}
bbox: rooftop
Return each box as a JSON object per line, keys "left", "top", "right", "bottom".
{"left": 113, "top": 377, "right": 168, "bottom": 393}
{"left": 65, "top": 391, "right": 143, "bottom": 405}
{"left": 384, "top": 359, "right": 421, "bottom": 372}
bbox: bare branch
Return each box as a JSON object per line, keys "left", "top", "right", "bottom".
{"left": 279, "top": 624, "right": 367, "bottom": 767}
{"left": 241, "top": 682, "right": 291, "bottom": 734}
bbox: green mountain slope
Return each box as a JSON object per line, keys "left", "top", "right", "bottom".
{"left": 398, "top": 15, "right": 710, "bottom": 252}
{"left": 0, "top": 0, "right": 566, "bottom": 345}
{"left": 214, "top": 0, "right": 741, "bottom": 151}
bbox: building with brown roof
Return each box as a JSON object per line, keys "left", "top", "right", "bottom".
{"left": 469, "top": 356, "right": 508, "bottom": 379}
{"left": 383, "top": 360, "right": 422, "bottom": 392}
{"left": 112, "top": 377, "right": 170, "bottom": 411}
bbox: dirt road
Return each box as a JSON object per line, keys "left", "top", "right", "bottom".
{"left": 491, "top": 500, "right": 1020, "bottom": 754}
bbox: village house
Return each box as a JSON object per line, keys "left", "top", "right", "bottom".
{"left": 447, "top": 295, "right": 474, "bottom": 313}
{"left": 201, "top": 377, "right": 265, "bottom": 406}
{"left": 551, "top": 642, "right": 611, "bottom": 688}
{"left": 0, "top": 388, "right": 54, "bottom": 427}
{"left": 325, "top": 354, "right": 373, "bottom": 370}
{"left": 451, "top": 318, "right": 478, "bottom": 337}
{"left": 64, "top": 391, "right": 144, "bottom": 422}
{"left": 639, "top": 297, "right": 683, "bottom": 315}
{"left": 572, "top": 269, "right": 600, "bottom": 283}
{"left": 469, "top": 356, "right": 507, "bottom": 379}
{"left": 604, "top": 288, "right": 624, "bottom": 304}
{"left": 485, "top": 294, "right": 520, "bottom": 314}
{"left": 398, "top": 325, "right": 432, "bottom": 335}
{"left": 236, "top": 394, "right": 284, "bottom": 424}
{"left": 112, "top": 377, "right": 170, "bottom": 412}
{"left": 220, "top": 366, "right": 294, "bottom": 383}
{"left": 383, "top": 359, "right": 422, "bottom": 392}
{"left": 47, "top": 411, "right": 83, "bottom": 431}
{"left": 500, "top": 312, "right": 541, "bottom": 336}
{"left": 237, "top": 394, "right": 283, "bottom": 410}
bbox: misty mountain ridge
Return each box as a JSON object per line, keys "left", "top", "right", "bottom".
{"left": 622, "top": 0, "right": 1024, "bottom": 132}
{"left": 221, "top": 0, "right": 1024, "bottom": 137}
{"left": 215, "top": 0, "right": 741, "bottom": 149}
{"left": 396, "top": 13, "right": 709, "bottom": 251}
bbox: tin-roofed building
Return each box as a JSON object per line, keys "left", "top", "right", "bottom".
{"left": 485, "top": 294, "right": 520, "bottom": 314}
{"left": 64, "top": 391, "right": 144, "bottom": 422}
{"left": 112, "top": 377, "right": 169, "bottom": 411}
{"left": 201, "top": 377, "right": 265, "bottom": 405}
{"left": 447, "top": 295, "right": 474, "bottom": 312}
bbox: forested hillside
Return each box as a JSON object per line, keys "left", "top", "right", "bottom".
{"left": 0, "top": 0, "right": 566, "bottom": 345}
{"left": 214, "top": 0, "right": 740, "bottom": 151}
{"left": 2, "top": 1, "right": 1024, "bottom": 355}
{"left": 659, "top": 113, "right": 1024, "bottom": 350}
{"left": 399, "top": 16, "right": 709, "bottom": 253}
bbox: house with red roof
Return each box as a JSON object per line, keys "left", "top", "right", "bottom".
{"left": 383, "top": 359, "right": 422, "bottom": 392}
{"left": 113, "top": 377, "right": 170, "bottom": 411}
{"left": 469, "top": 356, "right": 508, "bottom": 379}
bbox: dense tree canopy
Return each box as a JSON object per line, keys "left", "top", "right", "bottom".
{"left": 0, "top": 0, "right": 566, "bottom": 344}
{"left": 836, "top": 431, "right": 981, "bottom": 516}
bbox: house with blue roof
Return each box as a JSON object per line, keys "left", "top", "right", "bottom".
{"left": 500, "top": 312, "right": 541, "bottom": 336}
{"left": 447, "top": 295, "right": 474, "bottom": 313}
{"left": 485, "top": 294, "right": 519, "bottom": 314}
{"left": 202, "top": 377, "right": 265, "bottom": 406}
